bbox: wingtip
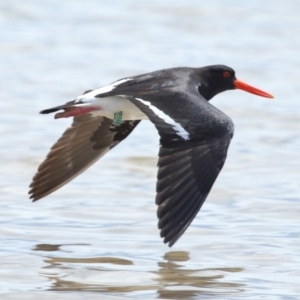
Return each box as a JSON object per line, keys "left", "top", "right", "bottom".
{"left": 28, "top": 192, "right": 35, "bottom": 201}
{"left": 162, "top": 238, "right": 175, "bottom": 247}
{"left": 167, "top": 241, "right": 174, "bottom": 247}
{"left": 29, "top": 193, "right": 41, "bottom": 202}
{"left": 161, "top": 234, "right": 176, "bottom": 247}
{"left": 28, "top": 188, "right": 41, "bottom": 202}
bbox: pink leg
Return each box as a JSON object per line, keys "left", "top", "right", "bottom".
{"left": 54, "top": 106, "right": 99, "bottom": 119}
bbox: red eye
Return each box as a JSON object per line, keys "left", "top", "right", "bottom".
{"left": 223, "top": 71, "right": 230, "bottom": 78}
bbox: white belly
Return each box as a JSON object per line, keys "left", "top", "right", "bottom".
{"left": 91, "top": 96, "right": 148, "bottom": 120}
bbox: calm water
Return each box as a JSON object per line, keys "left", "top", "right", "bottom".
{"left": 1, "top": 1, "right": 300, "bottom": 299}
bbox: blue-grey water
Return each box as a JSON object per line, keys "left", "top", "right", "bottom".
{"left": 1, "top": 1, "right": 300, "bottom": 299}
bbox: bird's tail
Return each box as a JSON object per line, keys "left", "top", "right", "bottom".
{"left": 40, "top": 100, "right": 97, "bottom": 119}
{"left": 40, "top": 99, "right": 77, "bottom": 114}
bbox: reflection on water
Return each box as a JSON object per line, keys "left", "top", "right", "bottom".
{"left": 34, "top": 244, "right": 89, "bottom": 252}
{"left": 39, "top": 245, "right": 243, "bottom": 298}
{"left": 45, "top": 256, "right": 133, "bottom": 266}
{"left": 155, "top": 252, "right": 244, "bottom": 299}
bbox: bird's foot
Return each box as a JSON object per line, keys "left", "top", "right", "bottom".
{"left": 54, "top": 106, "right": 98, "bottom": 119}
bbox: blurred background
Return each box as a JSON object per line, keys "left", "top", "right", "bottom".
{"left": 1, "top": 0, "right": 300, "bottom": 299}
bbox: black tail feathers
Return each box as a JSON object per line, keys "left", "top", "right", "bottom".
{"left": 40, "top": 100, "right": 76, "bottom": 114}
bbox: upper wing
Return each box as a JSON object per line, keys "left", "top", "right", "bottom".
{"left": 126, "top": 90, "right": 233, "bottom": 247}
{"left": 29, "top": 114, "right": 140, "bottom": 201}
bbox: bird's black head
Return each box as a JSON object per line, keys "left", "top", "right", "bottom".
{"left": 196, "top": 64, "right": 273, "bottom": 101}
{"left": 196, "top": 65, "right": 236, "bottom": 100}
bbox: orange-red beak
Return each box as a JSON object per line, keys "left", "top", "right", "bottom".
{"left": 234, "top": 79, "right": 274, "bottom": 99}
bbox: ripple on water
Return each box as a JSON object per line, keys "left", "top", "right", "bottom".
{"left": 1, "top": 0, "right": 300, "bottom": 299}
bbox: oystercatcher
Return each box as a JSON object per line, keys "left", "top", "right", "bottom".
{"left": 29, "top": 65, "right": 273, "bottom": 246}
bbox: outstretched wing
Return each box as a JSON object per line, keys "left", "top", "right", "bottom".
{"left": 126, "top": 90, "right": 233, "bottom": 247}
{"left": 156, "top": 137, "right": 231, "bottom": 246}
{"left": 29, "top": 114, "right": 140, "bottom": 201}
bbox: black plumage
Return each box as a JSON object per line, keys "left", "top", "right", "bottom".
{"left": 29, "top": 65, "right": 273, "bottom": 246}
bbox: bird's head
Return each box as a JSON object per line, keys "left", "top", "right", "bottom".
{"left": 197, "top": 65, "right": 274, "bottom": 100}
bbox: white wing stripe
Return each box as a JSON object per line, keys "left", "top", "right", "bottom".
{"left": 75, "top": 78, "right": 132, "bottom": 103}
{"left": 135, "top": 98, "right": 190, "bottom": 141}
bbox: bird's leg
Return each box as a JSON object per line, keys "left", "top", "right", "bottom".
{"left": 54, "top": 106, "right": 99, "bottom": 119}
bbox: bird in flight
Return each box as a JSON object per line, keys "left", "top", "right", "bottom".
{"left": 29, "top": 65, "right": 273, "bottom": 246}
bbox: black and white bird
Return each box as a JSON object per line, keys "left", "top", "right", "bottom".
{"left": 29, "top": 65, "right": 273, "bottom": 246}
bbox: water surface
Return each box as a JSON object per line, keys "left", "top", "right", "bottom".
{"left": 1, "top": 1, "right": 300, "bottom": 299}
